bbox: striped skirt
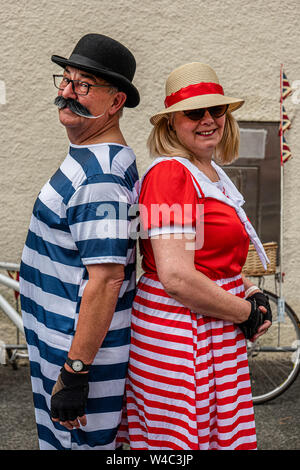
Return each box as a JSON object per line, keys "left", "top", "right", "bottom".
{"left": 125, "top": 273, "right": 257, "bottom": 450}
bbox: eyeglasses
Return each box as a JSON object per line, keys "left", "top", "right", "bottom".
{"left": 183, "top": 104, "right": 229, "bottom": 121}
{"left": 53, "top": 74, "right": 109, "bottom": 96}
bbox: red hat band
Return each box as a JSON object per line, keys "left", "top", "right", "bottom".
{"left": 164, "top": 82, "right": 224, "bottom": 108}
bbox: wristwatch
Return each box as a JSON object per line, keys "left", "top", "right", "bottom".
{"left": 65, "top": 357, "right": 91, "bottom": 373}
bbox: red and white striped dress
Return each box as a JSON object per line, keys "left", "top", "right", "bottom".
{"left": 125, "top": 158, "right": 257, "bottom": 450}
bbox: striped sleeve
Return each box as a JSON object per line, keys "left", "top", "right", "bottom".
{"left": 66, "top": 173, "right": 132, "bottom": 265}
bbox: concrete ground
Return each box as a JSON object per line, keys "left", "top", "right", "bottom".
{"left": 0, "top": 359, "right": 299, "bottom": 451}
{"left": 0, "top": 362, "right": 39, "bottom": 450}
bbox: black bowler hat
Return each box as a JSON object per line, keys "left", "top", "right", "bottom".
{"left": 51, "top": 33, "right": 140, "bottom": 108}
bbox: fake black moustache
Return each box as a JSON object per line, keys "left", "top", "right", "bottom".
{"left": 54, "top": 95, "right": 93, "bottom": 117}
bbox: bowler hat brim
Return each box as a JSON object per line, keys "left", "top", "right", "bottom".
{"left": 51, "top": 54, "right": 140, "bottom": 108}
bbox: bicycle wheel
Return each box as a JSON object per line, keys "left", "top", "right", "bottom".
{"left": 247, "top": 290, "right": 300, "bottom": 405}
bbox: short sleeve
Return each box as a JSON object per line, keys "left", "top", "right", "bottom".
{"left": 139, "top": 160, "right": 200, "bottom": 236}
{"left": 66, "top": 174, "right": 133, "bottom": 265}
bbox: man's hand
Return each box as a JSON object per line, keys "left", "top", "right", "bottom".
{"left": 51, "top": 367, "right": 89, "bottom": 430}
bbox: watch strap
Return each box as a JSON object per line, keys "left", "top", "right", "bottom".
{"left": 66, "top": 357, "right": 91, "bottom": 372}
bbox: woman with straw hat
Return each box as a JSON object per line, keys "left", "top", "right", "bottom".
{"left": 125, "top": 62, "right": 272, "bottom": 450}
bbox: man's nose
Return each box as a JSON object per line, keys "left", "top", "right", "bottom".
{"left": 61, "top": 80, "right": 77, "bottom": 99}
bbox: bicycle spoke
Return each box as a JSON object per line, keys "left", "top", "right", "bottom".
{"left": 250, "top": 357, "right": 278, "bottom": 388}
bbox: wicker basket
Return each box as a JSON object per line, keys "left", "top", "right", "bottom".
{"left": 242, "top": 242, "right": 278, "bottom": 277}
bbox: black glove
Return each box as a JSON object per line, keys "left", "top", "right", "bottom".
{"left": 247, "top": 291, "right": 272, "bottom": 324}
{"left": 51, "top": 367, "right": 89, "bottom": 422}
{"left": 238, "top": 296, "right": 265, "bottom": 339}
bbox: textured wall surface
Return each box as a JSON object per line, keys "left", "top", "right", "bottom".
{"left": 0, "top": 0, "right": 299, "bottom": 309}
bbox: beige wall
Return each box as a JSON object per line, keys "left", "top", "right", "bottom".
{"left": 0, "top": 0, "right": 299, "bottom": 309}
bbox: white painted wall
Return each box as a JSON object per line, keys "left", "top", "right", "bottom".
{"left": 0, "top": 0, "right": 299, "bottom": 309}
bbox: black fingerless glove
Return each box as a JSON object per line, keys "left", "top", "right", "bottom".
{"left": 247, "top": 291, "right": 272, "bottom": 324}
{"left": 238, "top": 297, "right": 265, "bottom": 339}
{"left": 50, "top": 367, "right": 89, "bottom": 422}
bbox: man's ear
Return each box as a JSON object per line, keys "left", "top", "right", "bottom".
{"left": 109, "top": 91, "right": 127, "bottom": 115}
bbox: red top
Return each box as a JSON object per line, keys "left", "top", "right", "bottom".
{"left": 139, "top": 159, "right": 249, "bottom": 281}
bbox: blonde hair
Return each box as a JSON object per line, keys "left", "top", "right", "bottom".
{"left": 147, "top": 110, "right": 240, "bottom": 165}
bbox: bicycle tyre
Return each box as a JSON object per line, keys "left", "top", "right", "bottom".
{"left": 247, "top": 290, "right": 300, "bottom": 405}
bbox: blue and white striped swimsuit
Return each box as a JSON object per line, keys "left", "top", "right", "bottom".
{"left": 20, "top": 143, "right": 138, "bottom": 450}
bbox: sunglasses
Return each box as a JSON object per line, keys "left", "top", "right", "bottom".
{"left": 183, "top": 104, "right": 229, "bottom": 121}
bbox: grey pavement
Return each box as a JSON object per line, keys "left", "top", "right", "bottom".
{"left": 0, "top": 361, "right": 299, "bottom": 451}
{"left": 254, "top": 373, "right": 300, "bottom": 450}
{"left": 0, "top": 362, "right": 39, "bottom": 450}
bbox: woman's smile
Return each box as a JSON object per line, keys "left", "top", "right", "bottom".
{"left": 195, "top": 128, "right": 217, "bottom": 137}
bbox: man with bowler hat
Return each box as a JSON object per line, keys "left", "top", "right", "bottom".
{"left": 19, "top": 33, "right": 140, "bottom": 450}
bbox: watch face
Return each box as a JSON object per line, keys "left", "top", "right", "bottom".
{"left": 72, "top": 360, "right": 83, "bottom": 372}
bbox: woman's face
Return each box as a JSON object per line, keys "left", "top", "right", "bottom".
{"left": 171, "top": 108, "right": 226, "bottom": 160}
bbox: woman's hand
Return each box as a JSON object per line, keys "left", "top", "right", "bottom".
{"left": 251, "top": 314, "right": 272, "bottom": 342}
{"left": 246, "top": 290, "right": 272, "bottom": 342}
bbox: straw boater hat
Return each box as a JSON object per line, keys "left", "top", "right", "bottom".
{"left": 150, "top": 62, "right": 244, "bottom": 124}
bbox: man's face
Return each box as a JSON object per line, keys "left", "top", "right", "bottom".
{"left": 56, "top": 66, "right": 115, "bottom": 129}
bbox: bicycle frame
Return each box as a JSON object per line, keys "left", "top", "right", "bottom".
{"left": 0, "top": 262, "right": 28, "bottom": 366}
{"left": 246, "top": 271, "right": 300, "bottom": 404}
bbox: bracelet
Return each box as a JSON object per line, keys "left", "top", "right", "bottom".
{"left": 244, "top": 285, "right": 261, "bottom": 298}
